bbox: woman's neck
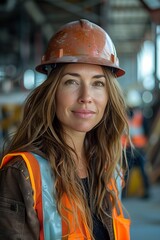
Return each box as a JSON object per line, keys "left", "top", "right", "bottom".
{"left": 64, "top": 131, "right": 88, "bottom": 178}
{"left": 76, "top": 152, "right": 88, "bottom": 179}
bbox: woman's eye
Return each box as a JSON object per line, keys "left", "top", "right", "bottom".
{"left": 93, "top": 81, "right": 105, "bottom": 87}
{"left": 64, "top": 79, "right": 78, "bottom": 85}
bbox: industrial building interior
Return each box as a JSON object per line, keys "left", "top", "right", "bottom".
{"left": 0, "top": 0, "right": 160, "bottom": 239}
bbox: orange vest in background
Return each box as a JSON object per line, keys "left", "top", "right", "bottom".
{"left": 129, "top": 110, "right": 147, "bottom": 148}
{"left": 121, "top": 110, "right": 147, "bottom": 148}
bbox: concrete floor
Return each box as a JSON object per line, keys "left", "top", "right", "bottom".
{"left": 123, "top": 184, "right": 160, "bottom": 240}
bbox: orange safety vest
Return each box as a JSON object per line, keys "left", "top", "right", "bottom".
{"left": 0, "top": 152, "right": 130, "bottom": 240}
{"left": 122, "top": 110, "right": 147, "bottom": 148}
{"left": 129, "top": 110, "right": 147, "bottom": 148}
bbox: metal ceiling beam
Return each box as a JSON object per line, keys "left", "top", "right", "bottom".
{"left": 140, "top": 0, "right": 160, "bottom": 24}
{"left": 140, "top": 0, "right": 160, "bottom": 10}
{"left": 24, "top": 0, "right": 54, "bottom": 40}
{"left": 0, "top": 0, "right": 17, "bottom": 11}
{"left": 78, "top": 0, "right": 101, "bottom": 8}
{"left": 45, "top": 0, "right": 100, "bottom": 23}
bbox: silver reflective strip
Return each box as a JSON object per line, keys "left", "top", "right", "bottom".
{"left": 32, "top": 153, "right": 62, "bottom": 240}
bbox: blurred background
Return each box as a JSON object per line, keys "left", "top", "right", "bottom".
{"left": 0, "top": 0, "right": 160, "bottom": 239}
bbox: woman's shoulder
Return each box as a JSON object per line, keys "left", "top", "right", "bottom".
{"left": 0, "top": 155, "right": 32, "bottom": 200}
{"left": 1, "top": 151, "right": 46, "bottom": 169}
{"left": 0, "top": 155, "right": 30, "bottom": 181}
{"left": 1, "top": 155, "right": 26, "bottom": 169}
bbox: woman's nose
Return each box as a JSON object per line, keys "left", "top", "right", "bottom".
{"left": 78, "top": 86, "right": 92, "bottom": 104}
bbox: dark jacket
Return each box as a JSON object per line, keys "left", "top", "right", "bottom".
{"left": 0, "top": 156, "right": 40, "bottom": 240}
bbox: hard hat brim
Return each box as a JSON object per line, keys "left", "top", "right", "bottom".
{"left": 35, "top": 56, "right": 125, "bottom": 77}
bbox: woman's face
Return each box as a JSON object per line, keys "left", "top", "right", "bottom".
{"left": 55, "top": 63, "right": 108, "bottom": 134}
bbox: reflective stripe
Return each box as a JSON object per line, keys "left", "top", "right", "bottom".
{"left": 32, "top": 153, "right": 62, "bottom": 240}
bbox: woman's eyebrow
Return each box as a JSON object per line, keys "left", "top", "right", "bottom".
{"left": 62, "top": 73, "right": 80, "bottom": 77}
{"left": 93, "top": 75, "right": 105, "bottom": 79}
{"left": 62, "top": 73, "right": 105, "bottom": 78}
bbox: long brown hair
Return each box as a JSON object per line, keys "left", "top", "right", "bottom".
{"left": 3, "top": 64, "right": 129, "bottom": 238}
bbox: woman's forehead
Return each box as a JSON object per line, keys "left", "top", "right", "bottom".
{"left": 62, "top": 63, "right": 104, "bottom": 74}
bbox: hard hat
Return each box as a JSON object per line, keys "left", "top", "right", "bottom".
{"left": 35, "top": 19, "right": 125, "bottom": 77}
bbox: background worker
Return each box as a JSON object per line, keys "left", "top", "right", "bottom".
{"left": 122, "top": 106, "right": 150, "bottom": 199}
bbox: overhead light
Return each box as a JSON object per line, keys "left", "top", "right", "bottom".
{"left": 23, "top": 69, "right": 35, "bottom": 90}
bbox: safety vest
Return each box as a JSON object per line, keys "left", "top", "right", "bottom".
{"left": 1, "top": 152, "right": 130, "bottom": 240}
{"left": 129, "top": 110, "right": 147, "bottom": 148}
{"left": 122, "top": 110, "right": 147, "bottom": 148}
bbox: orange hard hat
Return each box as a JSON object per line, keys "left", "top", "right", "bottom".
{"left": 35, "top": 19, "right": 125, "bottom": 77}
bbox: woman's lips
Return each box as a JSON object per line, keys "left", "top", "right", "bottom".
{"left": 72, "top": 110, "right": 95, "bottom": 119}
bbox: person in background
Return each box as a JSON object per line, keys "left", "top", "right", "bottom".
{"left": 0, "top": 19, "right": 130, "bottom": 240}
{"left": 122, "top": 106, "right": 150, "bottom": 199}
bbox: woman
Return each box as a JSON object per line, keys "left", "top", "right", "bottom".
{"left": 0, "top": 19, "right": 130, "bottom": 240}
